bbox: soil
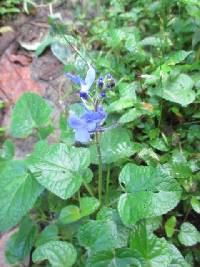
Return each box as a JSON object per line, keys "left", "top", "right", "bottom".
{"left": 0, "top": 1, "right": 80, "bottom": 265}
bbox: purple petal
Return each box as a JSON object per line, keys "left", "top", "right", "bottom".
{"left": 65, "top": 73, "right": 85, "bottom": 85}
{"left": 75, "top": 128, "right": 90, "bottom": 143}
{"left": 87, "top": 121, "right": 97, "bottom": 132}
{"left": 85, "top": 66, "right": 96, "bottom": 90}
{"left": 68, "top": 115, "right": 86, "bottom": 129}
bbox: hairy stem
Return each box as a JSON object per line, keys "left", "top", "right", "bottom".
{"left": 106, "top": 165, "right": 111, "bottom": 206}
{"left": 95, "top": 132, "right": 103, "bottom": 204}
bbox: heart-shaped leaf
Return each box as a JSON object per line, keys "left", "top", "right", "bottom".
{"left": 0, "top": 161, "right": 43, "bottom": 231}
{"left": 11, "top": 92, "right": 52, "bottom": 138}
{"left": 32, "top": 241, "right": 77, "bottom": 267}
{"left": 118, "top": 164, "right": 181, "bottom": 225}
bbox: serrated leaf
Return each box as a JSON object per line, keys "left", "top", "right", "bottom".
{"left": 178, "top": 222, "right": 200, "bottom": 246}
{"left": 32, "top": 241, "right": 77, "bottom": 267}
{"left": 5, "top": 217, "right": 38, "bottom": 264}
{"left": 118, "top": 164, "right": 181, "bottom": 225}
{"left": 90, "top": 127, "right": 135, "bottom": 164}
{"left": 11, "top": 92, "right": 52, "bottom": 138}
{"left": 86, "top": 248, "right": 138, "bottom": 267}
{"left": 165, "top": 216, "right": 177, "bottom": 238}
{"left": 35, "top": 224, "right": 59, "bottom": 247}
{"left": 0, "top": 161, "right": 43, "bottom": 231}
{"left": 157, "top": 74, "right": 195, "bottom": 106}
{"left": 27, "top": 141, "right": 90, "bottom": 199}
{"left": 130, "top": 222, "right": 171, "bottom": 267}
{"left": 77, "top": 219, "right": 128, "bottom": 253}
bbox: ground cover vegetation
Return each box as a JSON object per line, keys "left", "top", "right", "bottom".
{"left": 0, "top": 0, "right": 200, "bottom": 266}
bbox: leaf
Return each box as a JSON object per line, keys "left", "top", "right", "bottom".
{"left": 35, "top": 224, "right": 59, "bottom": 247}
{"left": 165, "top": 50, "right": 193, "bottom": 65}
{"left": 77, "top": 219, "right": 128, "bottom": 254}
{"left": 0, "top": 161, "right": 43, "bottom": 231}
{"left": 51, "top": 42, "right": 70, "bottom": 64}
{"left": 11, "top": 92, "right": 52, "bottom": 138}
{"left": 191, "top": 197, "right": 200, "bottom": 214}
{"left": 90, "top": 127, "right": 135, "bottom": 164}
{"left": 119, "top": 108, "right": 143, "bottom": 124}
{"left": 59, "top": 205, "right": 81, "bottom": 224}
{"left": 150, "top": 138, "right": 169, "bottom": 152}
{"left": 130, "top": 222, "right": 171, "bottom": 267}
{"left": 107, "top": 98, "right": 135, "bottom": 113}
{"left": 32, "top": 241, "right": 77, "bottom": 267}
{"left": 5, "top": 217, "right": 38, "bottom": 264}
{"left": 59, "top": 197, "right": 99, "bottom": 224}
{"left": 80, "top": 197, "right": 100, "bottom": 217}
{"left": 157, "top": 74, "right": 195, "bottom": 106}
{"left": 0, "top": 139, "right": 15, "bottom": 160}
{"left": 86, "top": 248, "right": 139, "bottom": 267}
{"left": 165, "top": 216, "right": 177, "bottom": 238}
{"left": 118, "top": 164, "right": 181, "bottom": 225}
{"left": 178, "top": 222, "right": 200, "bottom": 246}
{"left": 27, "top": 141, "right": 90, "bottom": 199}
{"left": 168, "top": 243, "right": 190, "bottom": 267}
{"left": 140, "top": 36, "right": 161, "bottom": 47}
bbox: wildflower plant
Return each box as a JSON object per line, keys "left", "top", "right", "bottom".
{"left": 0, "top": 1, "right": 200, "bottom": 267}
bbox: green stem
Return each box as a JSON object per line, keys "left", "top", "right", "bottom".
{"left": 95, "top": 132, "right": 103, "bottom": 205}
{"left": 106, "top": 165, "right": 110, "bottom": 206}
{"left": 83, "top": 181, "right": 95, "bottom": 197}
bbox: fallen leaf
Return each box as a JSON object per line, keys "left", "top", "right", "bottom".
{"left": 0, "top": 46, "right": 47, "bottom": 103}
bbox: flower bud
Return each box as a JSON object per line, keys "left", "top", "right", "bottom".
{"left": 100, "top": 91, "right": 106, "bottom": 98}
{"left": 79, "top": 91, "right": 89, "bottom": 100}
{"left": 97, "top": 76, "right": 104, "bottom": 88}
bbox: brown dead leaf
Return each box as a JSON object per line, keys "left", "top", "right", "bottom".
{"left": 0, "top": 48, "right": 47, "bottom": 104}
{"left": 141, "top": 102, "right": 154, "bottom": 111}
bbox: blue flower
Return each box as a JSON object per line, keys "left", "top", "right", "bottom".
{"left": 65, "top": 66, "right": 96, "bottom": 100}
{"left": 68, "top": 106, "right": 106, "bottom": 143}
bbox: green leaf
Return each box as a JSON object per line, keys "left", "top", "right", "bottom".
{"left": 157, "top": 74, "right": 195, "bottom": 106}
{"left": 1, "top": 139, "right": 15, "bottom": 160}
{"left": 27, "top": 141, "right": 90, "bottom": 199}
{"left": 107, "top": 98, "right": 135, "bottom": 113}
{"left": 118, "top": 164, "right": 181, "bottom": 225}
{"left": 80, "top": 197, "right": 100, "bottom": 217}
{"left": 165, "top": 50, "right": 193, "bottom": 66}
{"left": 11, "top": 92, "right": 52, "bottom": 138}
{"left": 130, "top": 222, "right": 171, "bottom": 267}
{"left": 178, "top": 222, "right": 200, "bottom": 246}
{"left": 168, "top": 244, "right": 190, "bottom": 267}
{"left": 77, "top": 219, "right": 128, "bottom": 253}
{"left": 59, "top": 197, "right": 99, "bottom": 224}
{"left": 165, "top": 216, "right": 177, "bottom": 238}
{"left": 119, "top": 108, "right": 143, "bottom": 124}
{"left": 86, "top": 248, "right": 139, "bottom": 267}
{"left": 0, "top": 161, "right": 43, "bottom": 231}
{"left": 90, "top": 127, "right": 135, "bottom": 164}
{"left": 59, "top": 205, "right": 81, "bottom": 224}
{"left": 191, "top": 197, "right": 200, "bottom": 214}
{"left": 5, "top": 217, "right": 38, "bottom": 264}
{"left": 51, "top": 42, "right": 70, "bottom": 64}
{"left": 35, "top": 224, "right": 59, "bottom": 247}
{"left": 150, "top": 138, "right": 169, "bottom": 152}
{"left": 32, "top": 241, "right": 77, "bottom": 267}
